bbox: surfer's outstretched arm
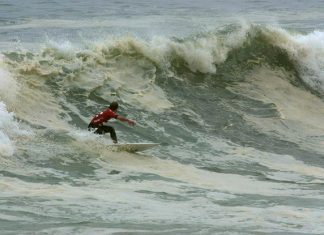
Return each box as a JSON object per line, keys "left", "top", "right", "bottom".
{"left": 117, "top": 115, "right": 135, "bottom": 126}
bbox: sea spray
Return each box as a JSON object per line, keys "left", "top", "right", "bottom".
{"left": 262, "top": 27, "right": 324, "bottom": 93}
{"left": 0, "top": 6, "right": 324, "bottom": 233}
{"left": 0, "top": 102, "right": 16, "bottom": 156}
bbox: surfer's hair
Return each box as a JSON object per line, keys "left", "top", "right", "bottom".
{"left": 109, "top": 101, "right": 119, "bottom": 111}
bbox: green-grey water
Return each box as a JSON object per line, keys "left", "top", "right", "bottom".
{"left": 0, "top": 1, "right": 324, "bottom": 234}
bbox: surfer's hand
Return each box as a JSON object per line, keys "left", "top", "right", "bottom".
{"left": 128, "top": 120, "right": 135, "bottom": 126}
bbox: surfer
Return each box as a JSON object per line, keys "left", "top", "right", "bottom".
{"left": 88, "top": 101, "right": 135, "bottom": 143}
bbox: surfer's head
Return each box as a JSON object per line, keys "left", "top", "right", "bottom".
{"left": 109, "top": 101, "right": 119, "bottom": 111}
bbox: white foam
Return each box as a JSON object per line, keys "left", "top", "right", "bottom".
{"left": 57, "top": 128, "right": 322, "bottom": 199}
{"left": 75, "top": 26, "right": 250, "bottom": 113}
{"left": 105, "top": 25, "right": 249, "bottom": 74}
{"left": 0, "top": 101, "right": 33, "bottom": 158}
{"left": 0, "top": 102, "right": 16, "bottom": 157}
{"left": 1, "top": 174, "right": 323, "bottom": 234}
{"left": 229, "top": 66, "right": 324, "bottom": 155}
{"left": 43, "top": 39, "right": 78, "bottom": 60}
{"left": 0, "top": 132, "right": 14, "bottom": 157}
{"left": 94, "top": 151, "right": 322, "bottom": 198}
{"left": 264, "top": 27, "right": 324, "bottom": 93}
{"left": 0, "top": 54, "right": 19, "bottom": 106}
{"left": 191, "top": 133, "right": 324, "bottom": 184}
{"left": 230, "top": 145, "right": 324, "bottom": 181}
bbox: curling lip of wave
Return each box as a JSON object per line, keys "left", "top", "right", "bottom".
{"left": 6, "top": 24, "right": 324, "bottom": 94}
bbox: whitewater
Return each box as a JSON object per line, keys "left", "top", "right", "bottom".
{"left": 0, "top": 0, "right": 324, "bottom": 234}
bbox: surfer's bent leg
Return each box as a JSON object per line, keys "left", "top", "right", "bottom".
{"left": 93, "top": 125, "right": 118, "bottom": 143}
{"left": 88, "top": 123, "right": 117, "bottom": 143}
{"left": 103, "top": 126, "right": 117, "bottom": 143}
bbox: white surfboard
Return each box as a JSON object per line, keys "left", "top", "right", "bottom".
{"left": 107, "top": 143, "right": 159, "bottom": 152}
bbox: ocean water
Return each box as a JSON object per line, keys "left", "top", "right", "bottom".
{"left": 1, "top": 0, "right": 324, "bottom": 234}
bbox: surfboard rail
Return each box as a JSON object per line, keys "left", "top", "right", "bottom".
{"left": 107, "top": 143, "right": 159, "bottom": 152}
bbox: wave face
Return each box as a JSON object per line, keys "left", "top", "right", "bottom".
{"left": 1, "top": 13, "right": 324, "bottom": 235}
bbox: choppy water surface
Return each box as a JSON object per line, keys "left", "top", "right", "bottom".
{"left": 0, "top": 1, "right": 324, "bottom": 234}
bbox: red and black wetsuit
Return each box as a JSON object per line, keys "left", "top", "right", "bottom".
{"left": 88, "top": 108, "right": 119, "bottom": 142}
